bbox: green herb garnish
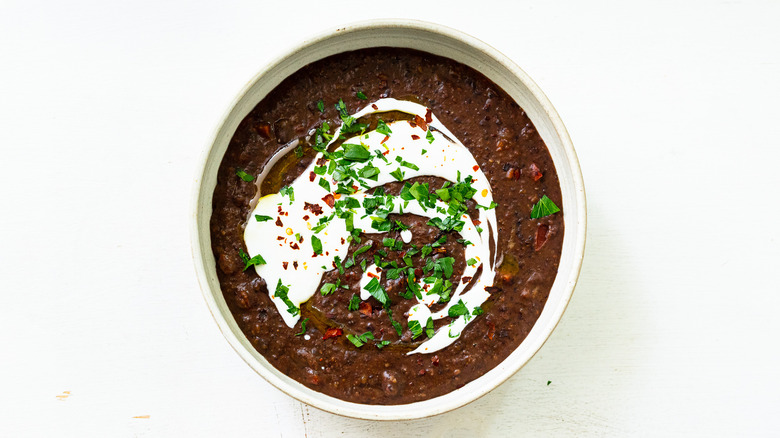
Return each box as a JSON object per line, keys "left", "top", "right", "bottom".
{"left": 356, "top": 91, "right": 368, "bottom": 100}
{"left": 235, "top": 168, "right": 254, "bottom": 182}
{"left": 317, "top": 99, "right": 325, "bottom": 113}
{"left": 255, "top": 215, "right": 273, "bottom": 222}
{"left": 311, "top": 235, "right": 323, "bottom": 255}
{"left": 346, "top": 331, "right": 374, "bottom": 347}
{"left": 530, "top": 195, "right": 560, "bottom": 218}
{"left": 295, "top": 318, "right": 309, "bottom": 336}
{"left": 348, "top": 294, "right": 361, "bottom": 311}
{"left": 426, "top": 129, "right": 435, "bottom": 144}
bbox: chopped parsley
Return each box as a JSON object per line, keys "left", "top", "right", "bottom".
{"left": 426, "top": 129, "right": 435, "bottom": 144}
{"left": 376, "top": 340, "right": 391, "bottom": 349}
{"left": 295, "top": 318, "right": 309, "bottom": 336}
{"left": 320, "top": 282, "right": 336, "bottom": 295}
{"left": 363, "top": 277, "right": 389, "bottom": 307}
{"left": 311, "top": 235, "right": 323, "bottom": 255}
{"left": 425, "top": 317, "right": 435, "bottom": 338}
{"left": 408, "top": 320, "right": 423, "bottom": 339}
{"left": 389, "top": 168, "right": 405, "bottom": 181}
{"left": 447, "top": 299, "right": 469, "bottom": 319}
{"left": 530, "top": 195, "right": 561, "bottom": 218}
{"left": 466, "top": 258, "right": 478, "bottom": 266}
{"left": 376, "top": 119, "right": 392, "bottom": 136}
{"left": 294, "top": 145, "right": 303, "bottom": 158}
{"left": 279, "top": 185, "right": 294, "bottom": 202}
{"left": 238, "top": 248, "right": 266, "bottom": 271}
{"left": 235, "top": 168, "right": 254, "bottom": 182}
{"left": 346, "top": 331, "right": 374, "bottom": 347}
{"left": 348, "top": 294, "right": 361, "bottom": 311}
{"left": 318, "top": 177, "right": 331, "bottom": 192}
{"left": 273, "top": 280, "right": 299, "bottom": 316}
{"left": 254, "top": 215, "right": 273, "bottom": 222}
{"left": 356, "top": 91, "right": 368, "bottom": 100}
{"left": 342, "top": 143, "right": 371, "bottom": 162}
{"left": 317, "top": 99, "right": 325, "bottom": 113}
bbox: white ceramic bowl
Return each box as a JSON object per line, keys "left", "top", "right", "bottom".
{"left": 191, "top": 19, "right": 586, "bottom": 420}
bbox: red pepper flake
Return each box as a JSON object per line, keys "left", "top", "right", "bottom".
{"left": 291, "top": 242, "right": 299, "bottom": 250}
{"left": 431, "top": 355, "right": 439, "bottom": 366}
{"left": 413, "top": 115, "right": 428, "bottom": 131}
{"left": 472, "top": 165, "right": 479, "bottom": 172}
{"left": 487, "top": 321, "right": 496, "bottom": 340}
{"left": 461, "top": 276, "right": 472, "bottom": 284}
{"left": 380, "top": 135, "right": 390, "bottom": 144}
{"left": 359, "top": 301, "right": 372, "bottom": 317}
{"left": 425, "top": 108, "right": 433, "bottom": 124}
{"left": 473, "top": 219, "right": 481, "bottom": 226}
{"left": 418, "top": 369, "right": 426, "bottom": 376}
{"left": 302, "top": 215, "right": 309, "bottom": 221}
{"left": 282, "top": 262, "right": 289, "bottom": 270}
{"left": 276, "top": 236, "right": 284, "bottom": 241}
{"left": 309, "top": 171, "right": 316, "bottom": 182}
{"left": 367, "top": 272, "right": 380, "bottom": 279}
{"left": 414, "top": 268, "right": 423, "bottom": 277}
{"left": 409, "top": 121, "right": 417, "bottom": 129}
{"left": 316, "top": 156, "right": 327, "bottom": 166}
{"left": 304, "top": 202, "right": 323, "bottom": 216}
{"left": 293, "top": 261, "right": 298, "bottom": 270}
{"left": 506, "top": 167, "right": 520, "bottom": 180}
{"left": 382, "top": 150, "right": 390, "bottom": 156}
{"left": 534, "top": 224, "right": 550, "bottom": 251}
{"left": 256, "top": 123, "right": 271, "bottom": 139}
{"left": 275, "top": 217, "right": 283, "bottom": 227}
{"left": 322, "top": 327, "right": 343, "bottom": 340}
{"left": 277, "top": 206, "right": 283, "bottom": 213}
{"left": 340, "top": 237, "right": 345, "bottom": 244}
{"left": 371, "top": 104, "right": 379, "bottom": 110}
{"left": 298, "top": 236, "right": 304, "bottom": 243}
{"left": 352, "top": 185, "right": 358, "bottom": 192}
{"left": 411, "top": 135, "right": 420, "bottom": 140}
{"left": 321, "top": 194, "right": 335, "bottom": 208}
{"left": 529, "top": 163, "right": 543, "bottom": 181}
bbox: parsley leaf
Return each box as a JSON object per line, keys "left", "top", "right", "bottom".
{"left": 279, "top": 185, "right": 294, "bottom": 202}
{"left": 425, "top": 317, "right": 435, "bottom": 338}
{"left": 342, "top": 143, "right": 371, "bottom": 162}
{"left": 389, "top": 168, "right": 405, "bottom": 181}
{"left": 239, "top": 248, "right": 266, "bottom": 271}
{"left": 356, "top": 91, "right": 367, "bottom": 100}
{"left": 408, "top": 320, "right": 423, "bottom": 339}
{"left": 320, "top": 283, "right": 336, "bottom": 295}
{"left": 318, "top": 177, "right": 331, "bottom": 192}
{"left": 255, "top": 215, "right": 273, "bottom": 222}
{"left": 376, "top": 119, "right": 392, "bottom": 136}
{"left": 311, "top": 235, "right": 323, "bottom": 255}
{"left": 447, "top": 299, "right": 469, "bottom": 319}
{"left": 346, "top": 331, "right": 374, "bottom": 347}
{"left": 530, "top": 195, "right": 561, "bottom": 218}
{"left": 235, "top": 168, "right": 254, "bottom": 182}
{"left": 295, "top": 318, "right": 309, "bottom": 336}
{"left": 348, "top": 294, "right": 361, "bottom": 311}
{"left": 317, "top": 99, "right": 325, "bottom": 113}
{"left": 273, "top": 280, "right": 299, "bottom": 316}
{"left": 364, "top": 277, "right": 389, "bottom": 306}
{"left": 426, "top": 129, "right": 435, "bottom": 144}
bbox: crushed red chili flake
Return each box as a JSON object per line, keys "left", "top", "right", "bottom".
{"left": 322, "top": 194, "right": 335, "bottom": 208}
{"left": 472, "top": 165, "right": 479, "bottom": 171}
{"left": 487, "top": 321, "right": 496, "bottom": 340}
{"left": 418, "top": 369, "right": 426, "bottom": 376}
{"left": 277, "top": 206, "right": 283, "bottom": 213}
{"left": 413, "top": 115, "right": 428, "bottom": 131}
{"left": 316, "top": 156, "right": 327, "bottom": 166}
{"left": 276, "top": 236, "right": 284, "bottom": 241}
{"left": 340, "top": 237, "right": 345, "bottom": 244}
{"left": 359, "top": 301, "right": 372, "bottom": 317}
{"left": 371, "top": 104, "right": 379, "bottom": 110}
{"left": 293, "top": 261, "right": 298, "bottom": 270}
{"left": 302, "top": 215, "right": 309, "bottom": 221}
{"left": 282, "top": 262, "right": 289, "bottom": 270}
{"left": 290, "top": 242, "right": 299, "bottom": 250}
{"left": 304, "top": 202, "right": 323, "bottom": 216}
{"left": 409, "top": 121, "right": 417, "bottom": 129}
{"left": 367, "top": 272, "right": 379, "bottom": 279}
{"left": 309, "top": 171, "right": 316, "bottom": 182}
{"left": 473, "top": 219, "right": 482, "bottom": 226}
{"left": 380, "top": 135, "right": 390, "bottom": 144}
{"left": 275, "top": 217, "right": 283, "bottom": 227}
{"left": 534, "top": 224, "right": 550, "bottom": 251}
{"left": 411, "top": 134, "right": 420, "bottom": 140}
{"left": 431, "top": 355, "right": 439, "bottom": 366}
{"left": 414, "top": 268, "right": 423, "bottom": 277}
{"left": 322, "top": 327, "right": 343, "bottom": 340}
{"left": 461, "top": 276, "right": 472, "bottom": 283}
{"left": 425, "top": 108, "right": 433, "bottom": 124}
{"left": 298, "top": 236, "right": 303, "bottom": 243}
{"left": 256, "top": 123, "right": 271, "bottom": 139}
{"left": 529, "top": 163, "right": 543, "bottom": 181}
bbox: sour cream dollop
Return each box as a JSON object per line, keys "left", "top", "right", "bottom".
{"left": 244, "top": 98, "right": 498, "bottom": 354}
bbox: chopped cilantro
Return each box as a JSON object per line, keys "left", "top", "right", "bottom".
{"left": 279, "top": 185, "right": 294, "bottom": 202}
{"left": 421, "top": 149, "right": 427, "bottom": 155}
{"left": 466, "top": 258, "right": 478, "bottom": 266}
{"left": 426, "top": 129, "right": 435, "bottom": 144}
{"left": 273, "top": 280, "right": 299, "bottom": 316}
{"left": 364, "top": 277, "right": 389, "bottom": 306}
{"left": 239, "top": 248, "right": 266, "bottom": 271}
{"left": 320, "top": 283, "right": 336, "bottom": 295}
{"left": 476, "top": 201, "right": 498, "bottom": 210}
{"left": 400, "top": 160, "right": 419, "bottom": 171}
{"left": 255, "top": 215, "right": 273, "bottom": 222}
{"left": 317, "top": 99, "right": 325, "bottom": 113}
{"left": 408, "top": 320, "right": 423, "bottom": 339}
{"left": 472, "top": 306, "right": 484, "bottom": 316}
{"left": 342, "top": 143, "right": 371, "bottom": 162}
{"left": 425, "top": 317, "right": 435, "bottom": 338}
{"left": 347, "top": 331, "right": 374, "bottom": 347}
{"left": 447, "top": 299, "right": 469, "bottom": 318}
{"left": 376, "top": 340, "right": 391, "bottom": 349}
{"left": 356, "top": 91, "right": 367, "bottom": 100}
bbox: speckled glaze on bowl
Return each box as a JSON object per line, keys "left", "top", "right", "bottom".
{"left": 191, "top": 19, "right": 586, "bottom": 420}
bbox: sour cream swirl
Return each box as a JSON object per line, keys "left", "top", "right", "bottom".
{"left": 244, "top": 98, "right": 498, "bottom": 354}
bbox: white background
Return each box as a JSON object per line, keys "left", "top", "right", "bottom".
{"left": 1, "top": 0, "right": 778, "bottom": 436}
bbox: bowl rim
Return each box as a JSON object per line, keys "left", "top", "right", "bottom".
{"left": 190, "top": 18, "right": 587, "bottom": 420}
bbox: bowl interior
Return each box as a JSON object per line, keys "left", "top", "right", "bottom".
{"left": 191, "top": 20, "right": 586, "bottom": 420}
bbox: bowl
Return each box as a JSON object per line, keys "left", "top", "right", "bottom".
{"left": 191, "top": 19, "right": 586, "bottom": 420}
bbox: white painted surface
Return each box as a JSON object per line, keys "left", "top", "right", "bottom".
{"left": 1, "top": 0, "right": 778, "bottom": 436}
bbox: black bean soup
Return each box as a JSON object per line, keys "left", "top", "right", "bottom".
{"left": 210, "top": 48, "right": 563, "bottom": 404}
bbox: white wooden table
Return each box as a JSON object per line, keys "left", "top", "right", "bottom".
{"left": 2, "top": 1, "right": 778, "bottom": 436}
